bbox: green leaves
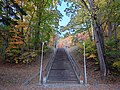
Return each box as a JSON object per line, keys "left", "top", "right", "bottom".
{"left": 0, "top": 0, "right": 62, "bottom": 63}
{"left": 0, "top": 0, "right": 27, "bottom": 26}
{"left": 113, "top": 61, "right": 120, "bottom": 72}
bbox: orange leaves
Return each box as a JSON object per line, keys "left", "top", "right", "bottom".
{"left": 12, "top": 36, "right": 22, "bottom": 39}
{"left": 14, "top": 0, "right": 27, "bottom": 5}
{"left": 10, "top": 30, "right": 20, "bottom": 34}
{"left": 7, "top": 30, "right": 23, "bottom": 52}
{"left": 11, "top": 46, "right": 17, "bottom": 49}
{"left": 57, "top": 36, "right": 73, "bottom": 48}
{"left": 9, "top": 41, "right": 23, "bottom": 45}
{"left": 9, "top": 36, "right": 23, "bottom": 44}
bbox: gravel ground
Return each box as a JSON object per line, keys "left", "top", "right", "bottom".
{"left": 24, "top": 84, "right": 120, "bottom": 90}
{"left": 0, "top": 46, "right": 120, "bottom": 90}
{"left": 0, "top": 60, "right": 40, "bottom": 86}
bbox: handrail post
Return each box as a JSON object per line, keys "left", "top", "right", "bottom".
{"left": 39, "top": 42, "right": 44, "bottom": 85}
{"left": 83, "top": 42, "right": 87, "bottom": 85}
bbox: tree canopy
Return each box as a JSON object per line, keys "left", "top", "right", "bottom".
{"left": 0, "top": 0, "right": 119, "bottom": 76}
{"left": 62, "top": 0, "right": 120, "bottom": 76}
{"left": 0, "top": 0, "right": 62, "bottom": 63}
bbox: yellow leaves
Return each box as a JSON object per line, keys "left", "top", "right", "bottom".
{"left": 25, "top": 4, "right": 35, "bottom": 11}
{"left": 15, "top": 58, "right": 18, "bottom": 64}
{"left": 6, "top": 49, "right": 10, "bottom": 53}
{"left": 113, "top": 61, "right": 120, "bottom": 71}
{"left": 10, "top": 30, "right": 20, "bottom": 34}
{"left": 7, "top": 34, "right": 23, "bottom": 53}
{"left": 15, "top": 0, "right": 28, "bottom": 5}
{"left": 9, "top": 33, "right": 23, "bottom": 48}
{"left": 53, "top": 0, "right": 58, "bottom": 6}
{"left": 10, "top": 38, "right": 18, "bottom": 41}
{"left": 23, "top": 60, "right": 26, "bottom": 63}
{"left": 18, "top": 51, "right": 38, "bottom": 64}
{"left": 6, "top": 46, "right": 17, "bottom": 52}
{"left": 87, "top": 54, "right": 97, "bottom": 59}
{"left": 15, "top": 21, "right": 28, "bottom": 29}
{"left": 85, "top": 53, "right": 89, "bottom": 57}
{"left": 94, "top": 0, "right": 106, "bottom": 6}
{"left": 7, "top": 22, "right": 24, "bottom": 53}
{"left": 65, "top": 36, "right": 73, "bottom": 44}
{"left": 16, "top": 25, "right": 25, "bottom": 29}
{"left": 113, "top": 61, "right": 120, "bottom": 67}
{"left": 6, "top": 34, "right": 23, "bottom": 53}
{"left": 14, "top": 0, "right": 21, "bottom": 4}
{"left": 89, "top": 54, "right": 96, "bottom": 58}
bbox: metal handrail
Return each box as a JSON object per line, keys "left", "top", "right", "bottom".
{"left": 64, "top": 48, "right": 81, "bottom": 84}
{"left": 69, "top": 53, "right": 81, "bottom": 76}
{"left": 44, "top": 48, "right": 57, "bottom": 83}
{"left": 39, "top": 42, "right": 44, "bottom": 85}
{"left": 83, "top": 42, "right": 87, "bottom": 85}
{"left": 45, "top": 48, "right": 56, "bottom": 72}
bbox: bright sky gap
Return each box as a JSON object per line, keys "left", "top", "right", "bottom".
{"left": 57, "top": 1, "right": 71, "bottom": 36}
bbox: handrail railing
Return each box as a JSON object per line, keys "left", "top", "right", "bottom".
{"left": 83, "top": 42, "right": 87, "bottom": 85}
{"left": 39, "top": 42, "right": 44, "bottom": 85}
{"left": 69, "top": 53, "right": 81, "bottom": 76}
{"left": 45, "top": 47, "right": 56, "bottom": 72}
{"left": 43, "top": 48, "right": 57, "bottom": 83}
{"left": 64, "top": 48, "right": 81, "bottom": 84}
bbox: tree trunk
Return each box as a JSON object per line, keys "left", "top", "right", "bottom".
{"left": 113, "top": 23, "right": 118, "bottom": 50}
{"left": 91, "top": 22, "right": 95, "bottom": 40}
{"left": 107, "top": 22, "right": 112, "bottom": 39}
{"left": 2, "top": 39, "right": 8, "bottom": 61}
{"left": 20, "top": 0, "right": 24, "bottom": 57}
{"left": 34, "top": 3, "right": 43, "bottom": 50}
{"left": 96, "top": 22, "right": 105, "bottom": 53}
{"left": 88, "top": 0, "right": 107, "bottom": 76}
{"left": 94, "top": 21, "right": 107, "bottom": 76}
{"left": 88, "top": 28, "right": 92, "bottom": 41}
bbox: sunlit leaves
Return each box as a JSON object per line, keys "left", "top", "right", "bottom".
{"left": 0, "top": 0, "right": 62, "bottom": 63}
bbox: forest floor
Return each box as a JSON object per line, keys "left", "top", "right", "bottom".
{"left": 0, "top": 46, "right": 120, "bottom": 90}
{"left": 69, "top": 46, "right": 120, "bottom": 85}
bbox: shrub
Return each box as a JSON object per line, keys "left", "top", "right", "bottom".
{"left": 105, "top": 39, "right": 120, "bottom": 72}
{"left": 113, "top": 61, "right": 120, "bottom": 72}
{"left": 79, "top": 39, "right": 98, "bottom": 62}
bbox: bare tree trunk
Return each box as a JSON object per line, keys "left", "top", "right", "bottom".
{"left": 2, "top": 39, "right": 8, "bottom": 61}
{"left": 34, "top": 3, "right": 42, "bottom": 50}
{"left": 113, "top": 23, "right": 118, "bottom": 49}
{"left": 91, "top": 22, "right": 95, "bottom": 40}
{"left": 107, "top": 22, "right": 112, "bottom": 39}
{"left": 96, "top": 22, "right": 105, "bottom": 53}
{"left": 93, "top": 21, "right": 107, "bottom": 76}
{"left": 88, "top": 0, "right": 107, "bottom": 76}
{"left": 20, "top": 0, "right": 24, "bottom": 58}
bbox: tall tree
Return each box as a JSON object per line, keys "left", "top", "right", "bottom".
{"left": 63, "top": 0, "right": 112, "bottom": 76}
{"left": 0, "top": 0, "right": 27, "bottom": 61}
{"left": 87, "top": 0, "right": 107, "bottom": 76}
